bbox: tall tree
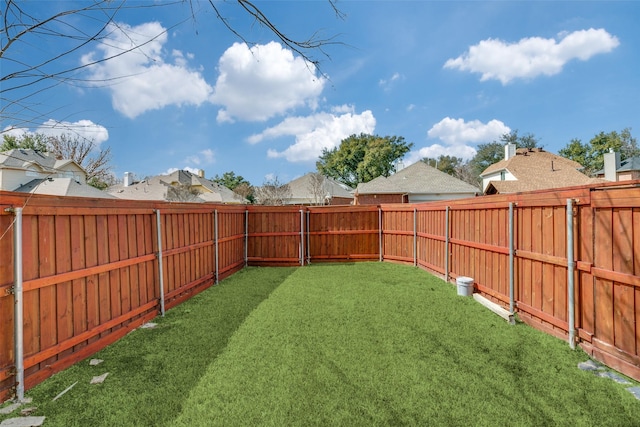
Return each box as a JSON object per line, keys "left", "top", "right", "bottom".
{"left": 559, "top": 128, "right": 638, "bottom": 175}
{"left": 1, "top": 133, "right": 48, "bottom": 151}
{"left": 317, "top": 134, "right": 413, "bottom": 187}
{"left": 558, "top": 138, "right": 590, "bottom": 171}
{"left": 47, "top": 133, "right": 114, "bottom": 189}
{"left": 468, "top": 142, "right": 504, "bottom": 176}
{"left": 307, "top": 173, "right": 328, "bottom": 205}
{"left": 255, "top": 176, "right": 291, "bottom": 205}
{"left": 421, "top": 155, "right": 464, "bottom": 176}
{"left": 500, "top": 130, "right": 541, "bottom": 149}
{"left": 213, "top": 171, "right": 255, "bottom": 203}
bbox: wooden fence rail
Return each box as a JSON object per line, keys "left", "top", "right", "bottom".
{"left": 1, "top": 180, "right": 639, "bottom": 402}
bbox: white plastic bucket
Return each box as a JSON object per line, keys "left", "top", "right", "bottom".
{"left": 456, "top": 276, "right": 474, "bottom": 296}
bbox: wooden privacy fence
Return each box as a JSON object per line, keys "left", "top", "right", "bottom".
{"left": 1, "top": 181, "right": 639, "bottom": 402}
{"left": 0, "top": 193, "right": 246, "bottom": 402}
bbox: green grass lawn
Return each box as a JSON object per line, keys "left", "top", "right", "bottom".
{"left": 2, "top": 263, "right": 639, "bottom": 426}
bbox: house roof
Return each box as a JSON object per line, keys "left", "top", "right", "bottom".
{"left": 355, "top": 161, "right": 480, "bottom": 195}
{"left": 14, "top": 178, "right": 115, "bottom": 198}
{"left": 287, "top": 173, "right": 353, "bottom": 201}
{"left": 0, "top": 149, "right": 84, "bottom": 173}
{"left": 595, "top": 155, "right": 640, "bottom": 174}
{"left": 619, "top": 156, "right": 640, "bottom": 172}
{"left": 108, "top": 170, "right": 246, "bottom": 203}
{"left": 481, "top": 148, "right": 603, "bottom": 193}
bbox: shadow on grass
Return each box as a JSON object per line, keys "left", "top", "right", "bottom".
{"left": 7, "top": 266, "right": 296, "bottom": 427}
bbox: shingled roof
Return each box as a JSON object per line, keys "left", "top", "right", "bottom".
{"left": 108, "top": 169, "right": 245, "bottom": 203}
{"left": 0, "top": 148, "right": 81, "bottom": 172}
{"left": 355, "top": 161, "right": 480, "bottom": 195}
{"left": 286, "top": 173, "right": 353, "bottom": 203}
{"left": 481, "top": 148, "right": 603, "bottom": 194}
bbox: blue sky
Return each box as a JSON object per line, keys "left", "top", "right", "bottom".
{"left": 2, "top": 1, "right": 638, "bottom": 186}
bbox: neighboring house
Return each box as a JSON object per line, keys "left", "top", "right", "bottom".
{"left": 480, "top": 144, "right": 603, "bottom": 195}
{"left": 595, "top": 151, "right": 640, "bottom": 182}
{"left": 354, "top": 161, "right": 480, "bottom": 205}
{"left": 284, "top": 173, "right": 354, "bottom": 205}
{"left": 108, "top": 169, "right": 247, "bottom": 203}
{"left": 0, "top": 148, "right": 114, "bottom": 198}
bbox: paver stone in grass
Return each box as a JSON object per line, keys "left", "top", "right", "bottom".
{"left": 596, "top": 371, "right": 632, "bottom": 385}
{"left": 0, "top": 416, "right": 46, "bottom": 427}
{"left": 0, "top": 403, "right": 20, "bottom": 415}
{"left": 140, "top": 322, "right": 157, "bottom": 329}
{"left": 90, "top": 373, "right": 109, "bottom": 384}
{"left": 627, "top": 387, "right": 640, "bottom": 400}
{"left": 578, "top": 360, "right": 605, "bottom": 371}
{"left": 89, "top": 359, "right": 104, "bottom": 366}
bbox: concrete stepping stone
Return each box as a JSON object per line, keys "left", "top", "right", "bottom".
{"left": 140, "top": 322, "right": 157, "bottom": 329}
{"left": 90, "top": 372, "right": 109, "bottom": 384}
{"left": 0, "top": 403, "right": 20, "bottom": 415}
{"left": 89, "top": 359, "right": 104, "bottom": 366}
{"left": 578, "top": 360, "right": 604, "bottom": 371}
{"left": 0, "top": 399, "right": 32, "bottom": 415}
{"left": 0, "top": 417, "right": 45, "bottom": 427}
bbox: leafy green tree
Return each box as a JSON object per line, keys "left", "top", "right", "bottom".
{"left": 421, "top": 155, "right": 464, "bottom": 176}
{"left": 500, "top": 130, "right": 541, "bottom": 149}
{"left": 317, "top": 134, "right": 413, "bottom": 187}
{"left": 213, "top": 171, "right": 255, "bottom": 203}
{"left": 468, "top": 142, "right": 503, "bottom": 176}
{"left": 559, "top": 128, "right": 638, "bottom": 175}
{"left": 213, "top": 171, "right": 249, "bottom": 190}
{"left": 1, "top": 133, "right": 48, "bottom": 151}
{"left": 558, "top": 138, "right": 590, "bottom": 171}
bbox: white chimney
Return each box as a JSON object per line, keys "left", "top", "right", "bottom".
{"left": 504, "top": 143, "right": 516, "bottom": 161}
{"left": 198, "top": 169, "right": 205, "bottom": 178}
{"left": 603, "top": 149, "right": 620, "bottom": 182}
{"left": 123, "top": 171, "right": 133, "bottom": 187}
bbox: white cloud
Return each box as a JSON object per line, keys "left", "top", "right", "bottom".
{"left": 37, "top": 119, "right": 109, "bottom": 146}
{"left": 407, "top": 117, "right": 510, "bottom": 164}
{"left": 251, "top": 109, "right": 375, "bottom": 163}
{"left": 379, "top": 72, "right": 403, "bottom": 91}
{"left": 427, "top": 117, "right": 509, "bottom": 145}
{"left": 444, "top": 28, "right": 619, "bottom": 84}
{"left": 163, "top": 167, "right": 201, "bottom": 175}
{"left": 82, "top": 22, "right": 213, "bottom": 118}
{"left": 211, "top": 42, "right": 325, "bottom": 123}
{"left": 185, "top": 148, "right": 215, "bottom": 166}
{"left": 406, "top": 144, "right": 479, "bottom": 165}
